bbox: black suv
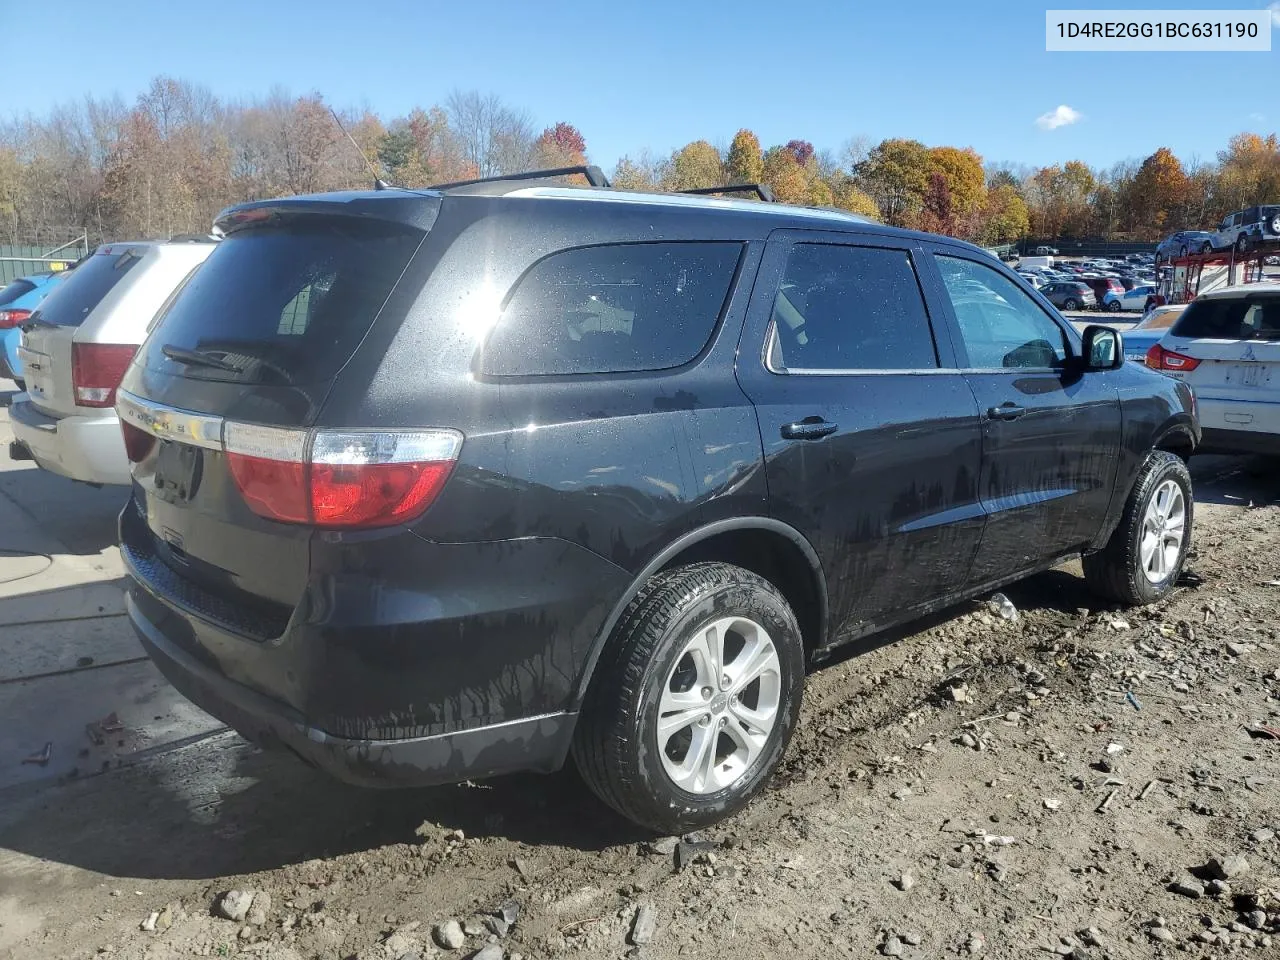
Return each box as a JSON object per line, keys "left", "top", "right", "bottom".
{"left": 117, "top": 168, "right": 1199, "bottom": 833}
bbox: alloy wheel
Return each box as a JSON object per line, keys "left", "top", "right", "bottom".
{"left": 1139, "top": 479, "right": 1186, "bottom": 583}
{"left": 657, "top": 616, "right": 781, "bottom": 795}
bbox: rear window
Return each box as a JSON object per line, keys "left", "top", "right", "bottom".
{"left": 145, "top": 218, "right": 423, "bottom": 385}
{"left": 1172, "top": 294, "right": 1280, "bottom": 341}
{"left": 0, "top": 279, "right": 36, "bottom": 307}
{"left": 479, "top": 242, "right": 741, "bottom": 377}
{"left": 34, "top": 248, "right": 142, "bottom": 326}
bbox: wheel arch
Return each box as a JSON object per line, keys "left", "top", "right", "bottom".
{"left": 1153, "top": 418, "right": 1197, "bottom": 460}
{"left": 570, "top": 517, "right": 828, "bottom": 709}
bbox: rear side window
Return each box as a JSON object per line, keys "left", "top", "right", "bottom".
{"left": 1172, "top": 295, "right": 1280, "bottom": 341}
{"left": 145, "top": 218, "right": 423, "bottom": 385}
{"left": 767, "top": 244, "right": 938, "bottom": 372}
{"left": 34, "top": 249, "right": 142, "bottom": 326}
{"left": 479, "top": 242, "right": 742, "bottom": 377}
{"left": 0, "top": 279, "right": 36, "bottom": 307}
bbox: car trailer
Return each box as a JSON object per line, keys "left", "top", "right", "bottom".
{"left": 1155, "top": 238, "right": 1280, "bottom": 305}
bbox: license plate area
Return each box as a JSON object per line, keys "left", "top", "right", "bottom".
{"left": 152, "top": 440, "right": 203, "bottom": 504}
{"left": 1229, "top": 363, "right": 1272, "bottom": 388}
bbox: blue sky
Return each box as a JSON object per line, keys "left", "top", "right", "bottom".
{"left": 10, "top": 0, "right": 1279, "bottom": 173}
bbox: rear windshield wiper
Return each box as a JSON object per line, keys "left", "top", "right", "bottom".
{"left": 161, "top": 344, "right": 245, "bottom": 374}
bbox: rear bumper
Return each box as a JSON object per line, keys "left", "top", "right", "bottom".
{"left": 130, "top": 591, "right": 576, "bottom": 786}
{"left": 1197, "top": 427, "right": 1280, "bottom": 457}
{"left": 1193, "top": 397, "right": 1280, "bottom": 455}
{"left": 8, "top": 398, "right": 131, "bottom": 484}
{"left": 120, "top": 503, "right": 629, "bottom": 787}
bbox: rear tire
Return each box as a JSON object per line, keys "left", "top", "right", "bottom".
{"left": 573, "top": 562, "right": 805, "bottom": 834}
{"left": 1107, "top": 300, "right": 1123, "bottom": 312}
{"left": 1201, "top": 242, "right": 1213, "bottom": 254}
{"left": 1236, "top": 235, "right": 1250, "bottom": 254}
{"left": 1064, "top": 298, "right": 1080, "bottom": 311}
{"left": 1083, "top": 451, "right": 1192, "bottom": 606}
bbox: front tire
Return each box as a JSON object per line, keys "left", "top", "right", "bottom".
{"left": 573, "top": 562, "right": 805, "bottom": 834}
{"left": 1083, "top": 451, "right": 1192, "bottom": 606}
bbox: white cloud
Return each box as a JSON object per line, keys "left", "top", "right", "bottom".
{"left": 1248, "top": 112, "right": 1267, "bottom": 124}
{"left": 1035, "top": 105, "right": 1084, "bottom": 131}
{"left": 1269, "top": 2, "right": 1280, "bottom": 27}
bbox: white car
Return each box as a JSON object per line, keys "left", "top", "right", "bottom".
{"left": 10, "top": 240, "right": 215, "bottom": 484}
{"left": 1146, "top": 283, "right": 1280, "bottom": 455}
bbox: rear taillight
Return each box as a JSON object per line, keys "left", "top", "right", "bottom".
{"left": 0, "top": 309, "right": 30, "bottom": 329}
{"left": 121, "top": 421, "right": 156, "bottom": 463}
{"left": 224, "top": 424, "right": 462, "bottom": 529}
{"left": 72, "top": 343, "right": 137, "bottom": 407}
{"left": 1145, "top": 344, "right": 1201, "bottom": 372}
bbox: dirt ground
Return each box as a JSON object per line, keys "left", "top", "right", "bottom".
{"left": 1, "top": 458, "right": 1277, "bottom": 960}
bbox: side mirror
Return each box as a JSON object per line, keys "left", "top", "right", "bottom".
{"left": 1082, "top": 325, "right": 1124, "bottom": 371}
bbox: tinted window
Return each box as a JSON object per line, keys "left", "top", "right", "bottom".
{"left": 767, "top": 244, "right": 937, "bottom": 372}
{"left": 0, "top": 279, "right": 36, "bottom": 307}
{"left": 935, "top": 255, "right": 1070, "bottom": 369}
{"left": 147, "top": 218, "right": 422, "bottom": 385}
{"left": 34, "top": 248, "right": 142, "bottom": 327}
{"left": 1172, "top": 294, "right": 1280, "bottom": 341}
{"left": 480, "top": 242, "right": 741, "bottom": 376}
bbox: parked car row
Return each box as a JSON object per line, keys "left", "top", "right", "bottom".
{"left": 3, "top": 172, "right": 1207, "bottom": 833}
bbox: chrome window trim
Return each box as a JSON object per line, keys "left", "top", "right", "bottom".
{"left": 116, "top": 389, "right": 225, "bottom": 450}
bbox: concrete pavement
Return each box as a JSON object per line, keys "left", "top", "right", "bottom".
{"left": 0, "top": 382, "right": 223, "bottom": 792}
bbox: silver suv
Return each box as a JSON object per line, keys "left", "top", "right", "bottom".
{"left": 10, "top": 239, "right": 215, "bottom": 485}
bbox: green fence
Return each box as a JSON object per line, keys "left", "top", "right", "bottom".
{"left": 0, "top": 237, "right": 90, "bottom": 286}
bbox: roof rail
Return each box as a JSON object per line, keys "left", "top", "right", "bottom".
{"left": 679, "top": 183, "right": 776, "bottom": 203}
{"left": 430, "top": 165, "right": 612, "bottom": 191}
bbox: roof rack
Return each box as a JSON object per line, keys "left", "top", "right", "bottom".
{"left": 429, "top": 165, "right": 612, "bottom": 191}
{"left": 679, "top": 183, "right": 776, "bottom": 203}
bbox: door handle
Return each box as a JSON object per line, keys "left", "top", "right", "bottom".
{"left": 780, "top": 418, "right": 839, "bottom": 440}
{"left": 987, "top": 403, "right": 1026, "bottom": 421}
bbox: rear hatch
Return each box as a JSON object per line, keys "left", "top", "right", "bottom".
{"left": 119, "top": 203, "right": 435, "bottom": 634}
{"left": 20, "top": 246, "right": 148, "bottom": 416}
{"left": 1159, "top": 291, "right": 1280, "bottom": 409}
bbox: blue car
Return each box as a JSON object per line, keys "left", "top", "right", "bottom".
{"left": 0, "top": 272, "right": 68, "bottom": 387}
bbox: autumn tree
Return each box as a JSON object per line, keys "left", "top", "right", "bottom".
{"left": 927, "top": 147, "right": 984, "bottom": 218}
{"left": 663, "top": 140, "right": 722, "bottom": 191}
{"left": 785, "top": 139, "right": 815, "bottom": 166}
{"left": 919, "top": 173, "right": 953, "bottom": 234}
{"left": 535, "top": 121, "right": 587, "bottom": 169}
{"left": 855, "top": 138, "right": 931, "bottom": 227}
{"left": 1119, "top": 147, "right": 1192, "bottom": 239}
{"left": 829, "top": 175, "right": 880, "bottom": 218}
{"left": 761, "top": 147, "right": 810, "bottom": 204}
{"left": 978, "top": 184, "right": 1030, "bottom": 244}
{"left": 724, "top": 129, "right": 763, "bottom": 184}
{"left": 1216, "top": 133, "right": 1280, "bottom": 211}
